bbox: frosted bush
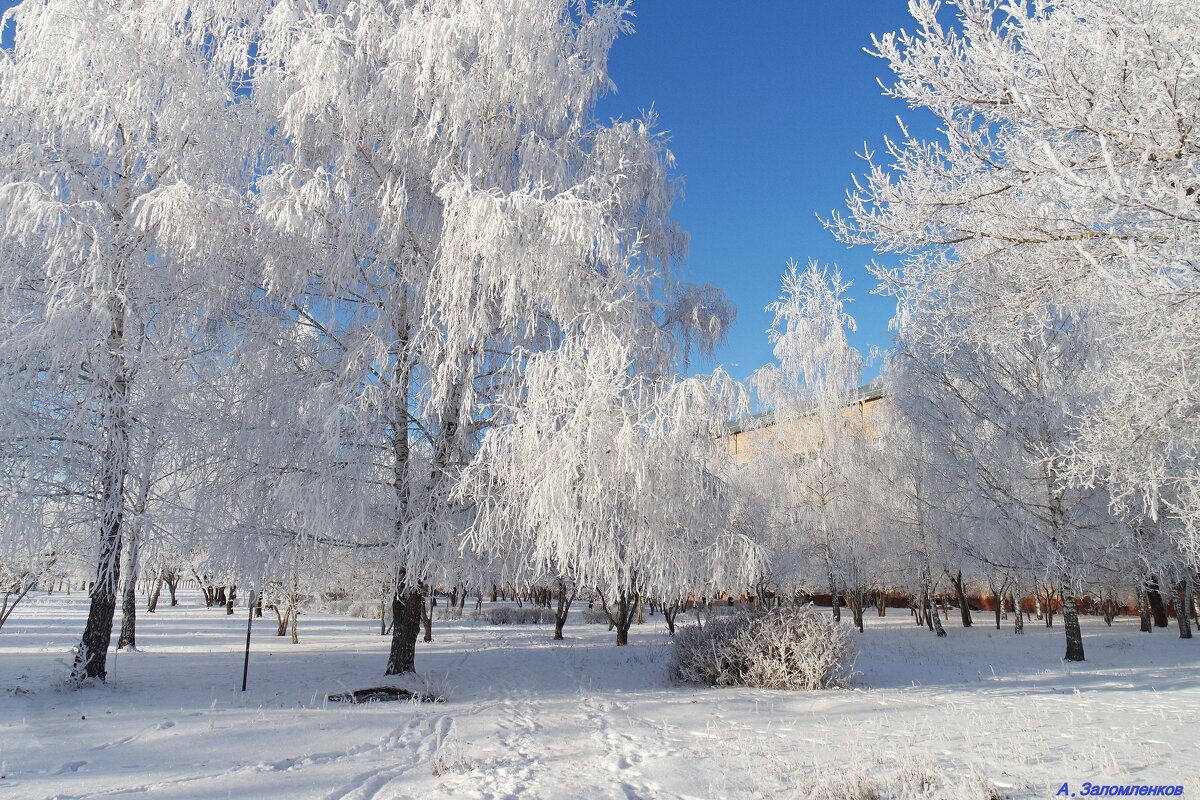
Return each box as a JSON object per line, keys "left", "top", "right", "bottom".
{"left": 320, "top": 599, "right": 380, "bottom": 619}
{"left": 672, "top": 607, "right": 854, "bottom": 690}
{"left": 487, "top": 607, "right": 555, "bottom": 625}
{"left": 581, "top": 609, "right": 611, "bottom": 625}
{"left": 703, "top": 603, "right": 745, "bottom": 617}
{"left": 435, "top": 606, "right": 463, "bottom": 621}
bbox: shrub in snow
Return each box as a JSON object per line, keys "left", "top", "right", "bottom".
{"left": 318, "top": 599, "right": 379, "bottom": 619}
{"left": 672, "top": 606, "right": 854, "bottom": 690}
{"left": 702, "top": 603, "right": 746, "bottom": 617}
{"left": 435, "top": 606, "right": 463, "bottom": 621}
{"left": 487, "top": 607, "right": 555, "bottom": 625}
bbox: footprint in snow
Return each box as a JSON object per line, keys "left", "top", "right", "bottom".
{"left": 55, "top": 761, "right": 88, "bottom": 775}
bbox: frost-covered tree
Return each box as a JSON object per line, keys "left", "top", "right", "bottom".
{"left": 460, "top": 323, "right": 755, "bottom": 646}
{"left": 748, "top": 261, "right": 868, "bottom": 624}
{"left": 246, "top": 0, "right": 714, "bottom": 671}
{"left": 831, "top": 0, "right": 1200, "bottom": 565}
{"left": 884, "top": 283, "right": 1118, "bottom": 660}
{"left": 0, "top": 1, "right": 259, "bottom": 681}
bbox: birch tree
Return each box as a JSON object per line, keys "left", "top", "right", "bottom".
{"left": 248, "top": 0, "right": 699, "bottom": 672}
{"left": 749, "top": 261, "right": 867, "bottom": 623}
{"left": 0, "top": 1, "right": 258, "bottom": 681}
{"left": 460, "top": 324, "right": 756, "bottom": 646}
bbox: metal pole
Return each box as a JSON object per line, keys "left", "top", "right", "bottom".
{"left": 242, "top": 589, "right": 256, "bottom": 692}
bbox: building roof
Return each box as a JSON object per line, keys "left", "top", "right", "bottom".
{"left": 728, "top": 381, "right": 884, "bottom": 435}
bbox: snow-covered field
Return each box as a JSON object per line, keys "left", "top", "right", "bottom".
{"left": 1, "top": 592, "right": 1197, "bottom": 800}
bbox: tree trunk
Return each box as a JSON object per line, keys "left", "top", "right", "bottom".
{"left": 924, "top": 577, "right": 946, "bottom": 637}
{"left": 117, "top": 525, "right": 139, "bottom": 650}
{"left": 844, "top": 589, "right": 864, "bottom": 632}
{"left": 600, "top": 589, "right": 638, "bottom": 646}
{"left": 1176, "top": 578, "right": 1193, "bottom": 640}
{"left": 226, "top": 585, "right": 236, "bottom": 615}
{"left": 147, "top": 570, "right": 163, "bottom": 613}
{"left": 421, "top": 590, "right": 433, "bottom": 643}
{"left": 615, "top": 593, "right": 634, "bottom": 646}
{"left": 290, "top": 605, "right": 299, "bottom": 644}
{"left": 69, "top": 219, "right": 132, "bottom": 685}
{"left": 1147, "top": 576, "right": 1169, "bottom": 627}
{"left": 950, "top": 571, "right": 972, "bottom": 628}
{"left": 827, "top": 569, "right": 841, "bottom": 622}
{"left": 664, "top": 601, "right": 679, "bottom": 636}
{"left": 166, "top": 573, "right": 178, "bottom": 606}
{"left": 1136, "top": 584, "right": 1153, "bottom": 632}
{"left": 385, "top": 587, "right": 423, "bottom": 674}
{"left": 1061, "top": 578, "right": 1085, "bottom": 662}
{"left": 1011, "top": 593, "right": 1023, "bottom": 634}
{"left": 993, "top": 588, "right": 1003, "bottom": 630}
{"left": 875, "top": 591, "right": 887, "bottom": 617}
{"left": 553, "top": 578, "right": 576, "bottom": 641}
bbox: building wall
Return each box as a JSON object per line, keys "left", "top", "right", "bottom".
{"left": 728, "top": 392, "right": 887, "bottom": 467}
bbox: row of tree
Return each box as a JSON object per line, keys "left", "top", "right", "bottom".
{"left": 746, "top": 0, "right": 1199, "bottom": 662}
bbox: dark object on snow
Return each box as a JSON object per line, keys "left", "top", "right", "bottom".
{"left": 325, "top": 686, "right": 444, "bottom": 704}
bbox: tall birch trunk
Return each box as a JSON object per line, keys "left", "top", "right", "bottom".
{"left": 70, "top": 202, "right": 133, "bottom": 682}
{"left": 117, "top": 525, "right": 139, "bottom": 650}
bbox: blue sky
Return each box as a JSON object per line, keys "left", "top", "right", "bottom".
{"left": 596, "top": 1, "right": 928, "bottom": 382}
{"left": 2, "top": 0, "right": 924, "bottom": 382}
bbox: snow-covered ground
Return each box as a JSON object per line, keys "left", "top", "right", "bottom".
{"left": 1, "top": 592, "right": 1196, "bottom": 800}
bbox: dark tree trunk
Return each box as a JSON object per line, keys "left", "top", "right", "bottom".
{"left": 950, "top": 571, "right": 972, "bottom": 628}
{"left": 1147, "top": 577, "right": 1169, "bottom": 627}
{"left": 385, "top": 588, "right": 423, "bottom": 674}
{"left": 69, "top": 242, "right": 130, "bottom": 685}
{"left": 117, "top": 526, "right": 139, "bottom": 650}
{"left": 924, "top": 579, "right": 946, "bottom": 637}
{"left": 600, "top": 589, "right": 638, "bottom": 646}
{"left": 226, "top": 585, "right": 236, "bottom": 615}
{"left": 194, "top": 571, "right": 215, "bottom": 607}
{"left": 421, "top": 590, "right": 433, "bottom": 643}
{"left": 1176, "top": 579, "right": 1193, "bottom": 640}
{"left": 118, "top": 578, "right": 136, "bottom": 650}
{"left": 664, "top": 601, "right": 679, "bottom": 636}
{"left": 828, "top": 569, "right": 841, "bottom": 622}
{"left": 844, "top": 589, "right": 865, "bottom": 632}
{"left": 1061, "top": 579, "right": 1085, "bottom": 662}
{"left": 166, "top": 573, "right": 178, "bottom": 607}
{"left": 993, "top": 589, "right": 1003, "bottom": 630}
{"left": 875, "top": 591, "right": 887, "bottom": 617}
{"left": 552, "top": 579, "right": 576, "bottom": 641}
{"left": 71, "top": 510, "right": 124, "bottom": 681}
